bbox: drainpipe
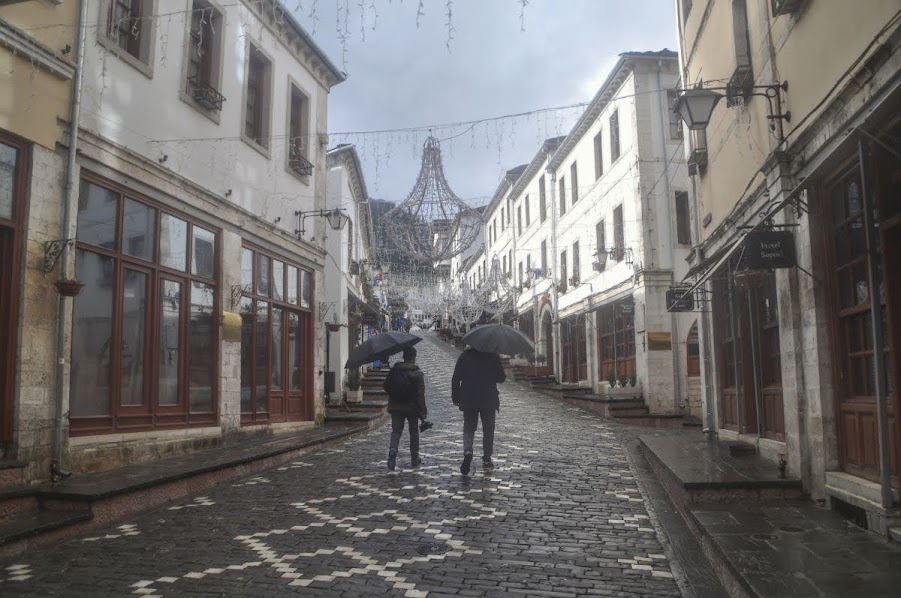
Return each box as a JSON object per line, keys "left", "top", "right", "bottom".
{"left": 548, "top": 158, "right": 561, "bottom": 381}
{"left": 656, "top": 61, "right": 683, "bottom": 413}
{"left": 859, "top": 138, "right": 893, "bottom": 508}
{"left": 52, "top": 0, "right": 88, "bottom": 481}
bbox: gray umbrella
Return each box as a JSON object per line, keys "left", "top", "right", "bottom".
{"left": 461, "top": 324, "right": 534, "bottom": 356}
{"left": 344, "top": 331, "right": 422, "bottom": 369}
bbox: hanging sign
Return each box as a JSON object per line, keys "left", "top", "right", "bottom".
{"left": 741, "top": 231, "right": 795, "bottom": 270}
{"left": 666, "top": 288, "right": 695, "bottom": 312}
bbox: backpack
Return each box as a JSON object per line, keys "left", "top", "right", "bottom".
{"left": 384, "top": 365, "right": 417, "bottom": 403}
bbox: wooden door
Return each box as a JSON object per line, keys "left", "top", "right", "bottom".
{"left": 825, "top": 166, "right": 888, "bottom": 482}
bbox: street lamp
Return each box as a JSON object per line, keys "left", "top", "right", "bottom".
{"left": 674, "top": 88, "right": 724, "bottom": 131}
{"left": 674, "top": 81, "right": 791, "bottom": 142}
{"left": 295, "top": 208, "right": 349, "bottom": 237}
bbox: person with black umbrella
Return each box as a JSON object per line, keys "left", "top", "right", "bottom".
{"left": 383, "top": 346, "right": 428, "bottom": 470}
{"left": 450, "top": 345, "right": 506, "bottom": 475}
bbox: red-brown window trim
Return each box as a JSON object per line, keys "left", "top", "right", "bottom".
{"left": 239, "top": 242, "right": 314, "bottom": 426}
{"left": 0, "top": 129, "right": 30, "bottom": 447}
{"left": 70, "top": 171, "right": 221, "bottom": 436}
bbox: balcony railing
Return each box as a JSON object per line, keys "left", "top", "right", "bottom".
{"left": 187, "top": 76, "right": 225, "bottom": 111}
{"left": 288, "top": 141, "right": 314, "bottom": 177}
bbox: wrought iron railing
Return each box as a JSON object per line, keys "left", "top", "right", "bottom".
{"left": 187, "top": 76, "right": 225, "bottom": 111}
{"left": 288, "top": 141, "right": 314, "bottom": 176}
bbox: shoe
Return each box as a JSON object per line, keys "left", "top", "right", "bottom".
{"left": 482, "top": 458, "right": 494, "bottom": 469}
{"left": 387, "top": 449, "right": 397, "bottom": 471}
{"left": 460, "top": 453, "right": 473, "bottom": 475}
{"left": 419, "top": 420, "right": 434, "bottom": 432}
{"left": 411, "top": 456, "right": 422, "bottom": 468}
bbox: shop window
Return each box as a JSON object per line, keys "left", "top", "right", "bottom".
{"left": 70, "top": 176, "right": 219, "bottom": 434}
{"left": 240, "top": 245, "right": 314, "bottom": 424}
{"left": 687, "top": 321, "right": 700, "bottom": 376}
{"left": 597, "top": 299, "right": 635, "bottom": 380}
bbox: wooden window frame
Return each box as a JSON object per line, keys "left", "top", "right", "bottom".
{"left": 612, "top": 204, "right": 625, "bottom": 261}
{"left": 240, "top": 243, "right": 315, "bottom": 425}
{"left": 539, "top": 176, "right": 547, "bottom": 223}
{"left": 610, "top": 110, "right": 621, "bottom": 163}
{"left": 596, "top": 299, "right": 635, "bottom": 381}
{"left": 559, "top": 176, "right": 566, "bottom": 216}
{"left": 570, "top": 162, "right": 579, "bottom": 205}
{"left": 243, "top": 43, "right": 273, "bottom": 153}
{"left": 675, "top": 191, "right": 691, "bottom": 245}
{"left": 0, "top": 130, "right": 29, "bottom": 448}
{"left": 70, "top": 172, "right": 220, "bottom": 436}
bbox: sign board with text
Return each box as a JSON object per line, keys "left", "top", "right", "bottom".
{"left": 740, "top": 231, "right": 795, "bottom": 270}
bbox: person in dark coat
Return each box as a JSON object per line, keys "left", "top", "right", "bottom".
{"left": 383, "top": 346, "right": 427, "bottom": 470}
{"left": 450, "top": 346, "right": 506, "bottom": 475}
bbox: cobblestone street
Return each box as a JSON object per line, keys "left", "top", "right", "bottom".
{"left": 0, "top": 335, "right": 682, "bottom": 597}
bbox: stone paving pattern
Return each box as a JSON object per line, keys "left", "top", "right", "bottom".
{"left": 0, "top": 335, "right": 681, "bottom": 597}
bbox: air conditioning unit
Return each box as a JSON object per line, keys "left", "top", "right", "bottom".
{"left": 592, "top": 260, "right": 605, "bottom": 272}
{"left": 569, "top": 276, "right": 580, "bottom": 287}
{"left": 771, "top": 0, "right": 805, "bottom": 16}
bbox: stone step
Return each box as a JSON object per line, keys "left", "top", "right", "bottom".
{"left": 720, "top": 440, "right": 757, "bottom": 457}
{"left": 609, "top": 406, "right": 650, "bottom": 417}
{"left": 0, "top": 509, "right": 92, "bottom": 550}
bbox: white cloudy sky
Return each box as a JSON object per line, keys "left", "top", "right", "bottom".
{"left": 288, "top": 1, "right": 678, "bottom": 206}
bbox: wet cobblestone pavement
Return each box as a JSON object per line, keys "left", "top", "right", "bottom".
{"left": 0, "top": 334, "right": 681, "bottom": 597}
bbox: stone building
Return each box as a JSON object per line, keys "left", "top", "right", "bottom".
{"left": 458, "top": 51, "right": 696, "bottom": 417}
{"left": 1, "top": 0, "right": 344, "bottom": 484}
{"left": 324, "top": 144, "right": 379, "bottom": 400}
{"left": 673, "top": 0, "right": 901, "bottom": 534}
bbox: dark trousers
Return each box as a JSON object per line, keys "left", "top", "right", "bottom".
{"left": 389, "top": 412, "right": 419, "bottom": 458}
{"left": 462, "top": 408, "right": 496, "bottom": 459}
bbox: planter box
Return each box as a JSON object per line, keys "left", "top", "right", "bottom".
{"left": 525, "top": 366, "right": 551, "bottom": 377}
{"left": 603, "top": 384, "right": 641, "bottom": 399}
{"left": 346, "top": 389, "right": 364, "bottom": 404}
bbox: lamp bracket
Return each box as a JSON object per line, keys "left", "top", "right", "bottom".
{"left": 43, "top": 239, "right": 75, "bottom": 273}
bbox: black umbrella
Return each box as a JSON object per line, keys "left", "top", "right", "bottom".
{"left": 344, "top": 331, "right": 422, "bottom": 369}
{"left": 461, "top": 324, "right": 534, "bottom": 356}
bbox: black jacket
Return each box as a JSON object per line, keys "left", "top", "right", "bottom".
{"left": 451, "top": 349, "right": 506, "bottom": 412}
{"left": 384, "top": 362, "right": 427, "bottom": 418}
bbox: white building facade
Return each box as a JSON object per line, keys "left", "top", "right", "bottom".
{"left": 324, "top": 145, "right": 377, "bottom": 400}
{"left": 45, "top": 0, "right": 345, "bottom": 478}
{"left": 459, "top": 51, "right": 698, "bottom": 417}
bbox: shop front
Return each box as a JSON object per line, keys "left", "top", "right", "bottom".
{"left": 595, "top": 297, "right": 635, "bottom": 383}
{"left": 0, "top": 131, "right": 27, "bottom": 452}
{"left": 240, "top": 244, "right": 315, "bottom": 425}
{"left": 818, "top": 121, "right": 901, "bottom": 489}
{"left": 70, "top": 174, "right": 220, "bottom": 434}
{"left": 560, "top": 313, "right": 587, "bottom": 383}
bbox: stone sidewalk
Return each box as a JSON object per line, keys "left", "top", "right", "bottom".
{"left": 0, "top": 334, "right": 682, "bottom": 597}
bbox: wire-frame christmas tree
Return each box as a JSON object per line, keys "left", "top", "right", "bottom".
{"left": 383, "top": 136, "right": 481, "bottom": 264}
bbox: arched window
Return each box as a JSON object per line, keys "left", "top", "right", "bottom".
{"left": 687, "top": 321, "right": 700, "bottom": 377}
